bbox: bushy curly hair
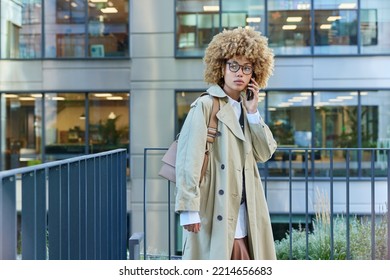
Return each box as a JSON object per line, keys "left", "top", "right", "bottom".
{"left": 203, "top": 27, "right": 274, "bottom": 89}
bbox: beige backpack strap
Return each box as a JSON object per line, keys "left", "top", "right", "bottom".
{"left": 200, "top": 94, "right": 220, "bottom": 183}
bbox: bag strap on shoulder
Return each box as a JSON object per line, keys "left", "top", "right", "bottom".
{"left": 200, "top": 92, "right": 219, "bottom": 144}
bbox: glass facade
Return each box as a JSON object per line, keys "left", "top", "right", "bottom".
{"left": 0, "top": 92, "right": 129, "bottom": 170}
{"left": 0, "top": 0, "right": 129, "bottom": 58}
{"left": 176, "top": 90, "right": 390, "bottom": 177}
{"left": 175, "top": 0, "right": 390, "bottom": 56}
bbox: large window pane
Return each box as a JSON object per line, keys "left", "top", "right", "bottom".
{"left": 45, "top": 93, "right": 86, "bottom": 160}
{"left": 222, "top": 0, "right": 265, "bottom": 32}
{"left": 1, "top": 93, "right": 42, "bottom": 170}
{"left": 88, "top": 93, "right": 129, "bottom": 153}
{"left": 88, "top": 0, "right": 129, "bottom": 57}
{"left": 362, "top": 91, "right": 389, "bottom": 176}
{"left": 267, "top": 0, "right": 311, "bottom": 55}
{"left": 314, "top": 91, "right": 358, "bottom": 176}
{"left": 45, "top": 0, "right": 86, "bottom": 57}
{"left": 0, "top": 0, "right": 42, "bottom": 58}
{"left": 360, "top": 0, "right": 390, "bottom": 54}
{"left": 267, "top": 91, "right": 312, "bottom": 176}
{"left": 176, "top": 0, "right": 220, "bottom": 57}
{"left": 314, "top": 0, "right": 358, "bottom": 54}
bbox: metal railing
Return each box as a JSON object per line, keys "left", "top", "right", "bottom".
{"left": 0, "top": 149, "right": 128, "bottom": 260}
{"left": 143, "top": 147, "right": 390, "bottom": 260}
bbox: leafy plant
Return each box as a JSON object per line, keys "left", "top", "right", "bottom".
{"left": 275, "top": 189, "right": 388, "bottom": 260}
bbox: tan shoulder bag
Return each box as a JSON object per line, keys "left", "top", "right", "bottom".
{"left": 158, "top": 94, "right": 219, "bottom": 183}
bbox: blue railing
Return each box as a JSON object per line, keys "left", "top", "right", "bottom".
{"left": 143, "top": 147, "right": 390, "bottom": 260}
{"left": 0, "top": 149, "right": 128, "bottom": 260}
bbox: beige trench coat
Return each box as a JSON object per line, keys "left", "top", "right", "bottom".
{"left": 175, "top": 85, "right": 277, "bottom": 260}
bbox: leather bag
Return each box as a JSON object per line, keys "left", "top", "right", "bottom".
{"left": 158, "top": 94, "right": 219, "bottom": 183}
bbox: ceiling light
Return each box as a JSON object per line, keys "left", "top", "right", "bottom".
{"left": 106, "top": 96, "right": 123, "bottom": 100}
{"left": 320, "top": 24, "right": 332, "bottom": 30}
{"left": 246, "top": 17, "right": 261, "bottom": 23}
{"left": 90, "top": 0, "right": 108, "bottom": 2}
{"left": 94, "top": 93, "right": 112, "bottom": 97}
{"left": 286, "top": 17, "right": 302, "bottom": 22}
{"left": 327, "top": 16, "right": 342, "bottom": 21}
{"left": 203, "top": 5, "right": 219, "bottom": 12}
{"left": 337, "top": 96, "right": 354, "bottom": 100}
{"left": 339, "top": 3, "right": 357, "bottom": 9}
{"left": 19, "top": 97, "right": 35, "bottom": 101}
{"left": 4, "top": 94, "right": 18, "bottom": 98}
{"left": 282, "top": 25, "right": 297, "bottom": 30}
{"left": 52, "top": 97, "right": 65, "bottom": 101}
{"left": 101, "top": 7, "right": 118, "bottom": 13}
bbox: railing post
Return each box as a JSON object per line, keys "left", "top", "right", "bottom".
{"left": 0, "top": 175, "right": 17, "bottom": 260}
{"left": 128, "top": 232, "right": 144, "bottom": 260}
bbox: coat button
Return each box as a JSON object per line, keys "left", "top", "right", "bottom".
{"left": 217, "top": 215, "right": 223, "bottom": 221}
{"left": 218, "top": 189, "right": 224, "bottom": 195}
{"left": 221, "top": 164, "right": 225, "bottom": 170}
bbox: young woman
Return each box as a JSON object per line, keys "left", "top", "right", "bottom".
{"left": 175, "top": 27, "right": 277, "bottom": 260}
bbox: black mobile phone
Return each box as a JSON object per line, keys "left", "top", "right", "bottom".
{"left": 246, "top": 74, "right": 256, "bottom": 101}
{"left": 246, "top": 88, "right": 254, "bottom": 101}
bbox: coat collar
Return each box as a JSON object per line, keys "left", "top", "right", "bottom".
{"left": 207, "top": 85, "right": 246, "bottom": 142}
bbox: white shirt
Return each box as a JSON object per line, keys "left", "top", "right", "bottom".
{"left": 180, "top": 95, "right": 261, "bottom": 238}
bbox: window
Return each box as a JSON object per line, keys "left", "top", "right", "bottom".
{"left": 267, "top": 0, "right": 311, "bottom": 55}
{"left": 43, "top": 92, "right": 129, "bottom": 162}
{"left": 44, "top": 0, "right": 129, "bottom": 58}
{"left": 175, "top": 89, "right": 389, "bottom": 177}
{"left": 0, "top": 0, "right": 42, "bottom": 58}
{"left": 314, "top": 0, "right": 358, "bottom": 54}
{"left": 1, "top": 93, "right": 42, "bottom": 170}
{"left": 360, "top": 0, "right": 390, "bottom": 54}
{"left": 176, "top": 0, "right": 220, "bottom": 57}
{"left": 88, "top": 0, "right": 129, "bottom": 57}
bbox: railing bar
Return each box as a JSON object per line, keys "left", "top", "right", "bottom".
{"left": 0, "top": 149, "right": 127, "bottom": 178}
{"left": 0, "top": 175, "right": 17, "bottom": 260}
{"left": 346, "top": 150, "right": 351, "bottom": 259}
{"left": 168, "top": 181, "right": 171, "bottom": 260}
{"left": 288, "top": 150, "right": 292, "bottom": 260}
{"left": 370, "top": 150, "right": 375, "bottom": 260}
{"left": 305, "top": 149, "right": 309, "bottom": 260}
{"left": 387, "top": 149, "right": 390, "bottom": 260}
{"left": 143, "top": 148, "right": 148, "bottom": 259}
{"left": 330, "top": 149, "right": 334, "bottom": 260}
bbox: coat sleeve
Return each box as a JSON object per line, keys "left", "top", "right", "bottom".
{"left": 175, "top": 97, "right": 210, "bottom": 213}
{"left": 249, "top": 115, "right": 277, "bottom": 163}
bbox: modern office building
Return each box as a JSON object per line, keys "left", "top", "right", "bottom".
{"left": 1, "top": 0, "right": 389, "bottom": 255}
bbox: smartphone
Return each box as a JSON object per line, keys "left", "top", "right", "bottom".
{"left": 246, "top": 74, "right": 256, "bottom": 101}
{"left": 246, "top": 88, "right": 254, "bottom": 101}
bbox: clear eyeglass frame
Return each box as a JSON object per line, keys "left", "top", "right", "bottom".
{"left": 226, "top": 61, "right": 253, "bottom": 75}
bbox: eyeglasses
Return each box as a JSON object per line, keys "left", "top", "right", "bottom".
{"left": 226, "top": 61, "right": 253, "bottom": 75}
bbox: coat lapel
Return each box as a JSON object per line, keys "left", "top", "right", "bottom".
{"left": 217, "top": 103, "right": 245, "bottom": 142}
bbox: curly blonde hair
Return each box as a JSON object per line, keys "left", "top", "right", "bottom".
{"left": 203, "top": 27, "right": 274, "bottom": 89}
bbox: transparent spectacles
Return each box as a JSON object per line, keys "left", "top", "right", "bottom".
{"left": 226, "top": 61, "right": 253, "bottom": 75}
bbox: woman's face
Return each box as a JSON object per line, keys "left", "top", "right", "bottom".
{"left": 222, "top": 55, "right": 253, "bottom": 98}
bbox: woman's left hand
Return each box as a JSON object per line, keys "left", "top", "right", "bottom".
{"left": 244, "top": 77, "right": 260, "bottom": 114}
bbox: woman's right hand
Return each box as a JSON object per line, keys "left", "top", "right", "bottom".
{"left": 183, "top": 223, "right": 201, "bottom": 233}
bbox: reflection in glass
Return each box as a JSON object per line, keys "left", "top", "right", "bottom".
{"left": 0, "top": 0, "right": 42, "bottom": 58}
{"left": 267, "top": 91, "right": 312, "bottom": 176}
{"left": 88, "top": 93, "right": 129, "bottom": 153}
{"left": 314, "top": 0, "right": 358, "bottom": 54}
{"left": 45, "top": 93, "right": 86, "bottom": 160}
{"left": 88, "top": 0, "right": 129, "bottom": 57}
{"left": 222, "top": 0, "right": 265, "bottom": 32}
{"left": 2, "top": 93, "right": 42, "bottom": 170}
{"left": 267, "top": 0, "right": 311, "bottom": 55}
{"left": 45, "top": 0, "right": 86, "bottom": 57}
{"left": 176, "top": 0, "right": 220, "bottom": 57}
{"left": 360, "top": 0, "right": 390, "bottom": 54}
